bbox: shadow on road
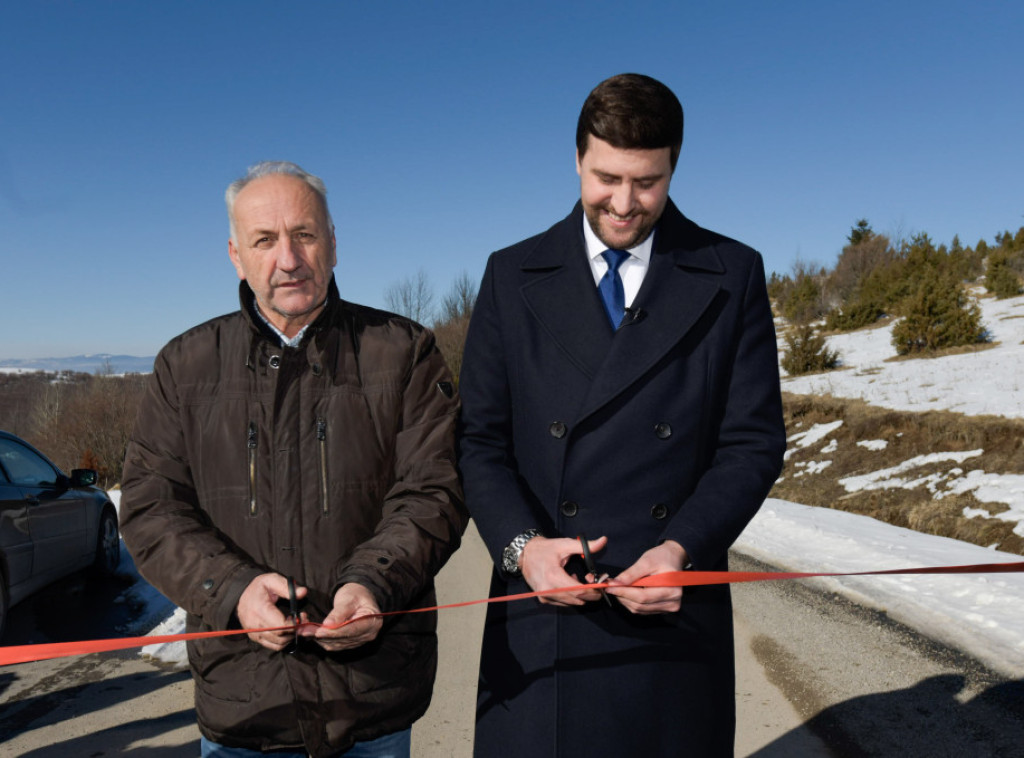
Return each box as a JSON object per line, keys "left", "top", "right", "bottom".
{"left": 750, "top": 674, "right": 1024, "bottom": 757}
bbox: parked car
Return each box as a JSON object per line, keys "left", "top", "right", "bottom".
{"left": 0, "top": 430, "right": 119, "bottom": 639}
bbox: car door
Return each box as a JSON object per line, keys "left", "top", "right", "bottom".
{"left": 0, "top": 463, "right": 33, "bottom": 602}
{"left": 0, "top": 437, "right": 89, "bottom": 584}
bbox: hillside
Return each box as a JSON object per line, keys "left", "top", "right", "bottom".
{"left": 773, "top": 289, "right": 1024, "bottom": 556}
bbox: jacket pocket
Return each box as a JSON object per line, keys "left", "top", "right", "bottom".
{"left": 342, "top": 631, "right": 435, "bottom": 696}
{"left": 316, "top": 416, "right": 329, "bottom": 514}
{"left": 247, "top": 421, "right": 258, "bottom": 516}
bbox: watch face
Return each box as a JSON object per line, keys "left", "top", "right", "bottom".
{"left": 502, "top": 543, "right": 521, "bottom": 575}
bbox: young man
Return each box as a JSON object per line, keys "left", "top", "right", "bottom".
{"left": 121, "top": 161, "right": 467, "bottom": 758}
{"left": 459, "top": 74, "right": 786, "bottom": 756}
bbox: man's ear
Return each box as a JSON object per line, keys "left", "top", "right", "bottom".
{"left": 228, "top": 239, "right": 246, "bottom": 281}
{"left": 575, "top": 149, "right": 582, "bottom": 177}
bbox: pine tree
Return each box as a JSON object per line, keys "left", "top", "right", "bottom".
{"left": 781, "top": 324, "right": 840, "bottom": 375}
{"left": 892, "top": 267, "right": 986, "bottom": 355}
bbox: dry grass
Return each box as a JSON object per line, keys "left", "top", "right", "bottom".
{"left": 771, "top": 392, "right": 1024, "bottom": 556}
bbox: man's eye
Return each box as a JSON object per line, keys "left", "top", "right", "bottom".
{"left": 254, "top": 237, "right": 273, "bottom": 249}
{"left": 636, "top": 182, "right": 655, "bottom": 190}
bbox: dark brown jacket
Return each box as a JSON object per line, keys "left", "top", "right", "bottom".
{"left": 121, "top": 280, "right": 467, "bottom": 757}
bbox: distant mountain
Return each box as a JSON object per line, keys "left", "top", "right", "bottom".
{"left": 0, "top": 354, "right": 155, "bottom": 374}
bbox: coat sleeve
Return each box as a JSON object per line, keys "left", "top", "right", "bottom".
{"left": 334, "top": 325, "right": 468, "bottom": 613}
{"left": 660, "top": 252, "right": 786, "bottom": 568}
{"left": 457, "top": 254, "right": 547, "bottom": 568}
{"left": 120, "top": 348, "right": 264, "bottom": 630}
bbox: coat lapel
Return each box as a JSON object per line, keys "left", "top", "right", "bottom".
{"left": 520, "top": 204, "right": 613, "bottom": 378}
{"left": 576, "top": 201, "right": 725, "bottom": 422}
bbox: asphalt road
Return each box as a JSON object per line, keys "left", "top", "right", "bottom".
{"left": 2, "top": 529, "right": 1021, "bottom": 756}
{"left": 731, "top": 553, "right": 1024, "bottom": 757}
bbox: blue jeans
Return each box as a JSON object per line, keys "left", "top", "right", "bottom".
{"left": 200, "top": 728, "right": 411, "bottom": 758}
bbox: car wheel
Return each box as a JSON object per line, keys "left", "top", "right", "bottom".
{"left": 93, "top": 508, "right": 120, "bottom": 575}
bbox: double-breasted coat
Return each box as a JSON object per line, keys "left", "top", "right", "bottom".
{"left": 458, "top": 200, "right": 786, "bottom": 757}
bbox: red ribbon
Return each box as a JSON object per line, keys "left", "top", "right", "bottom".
{"left": 4, "top": 560, "right": 1023, "bottom": 667}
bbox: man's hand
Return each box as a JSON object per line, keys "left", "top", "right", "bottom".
{"left": 304, "top": 583, "right": 383, "bottom": 652}
{"left": 605, "top": 540, "right": 688, "bottom": 615}
{"left": 521, "top": 535, "right": 608, "bottom": 606}
{"left": 237, "top": 573, "right": 308, "bottom": 652}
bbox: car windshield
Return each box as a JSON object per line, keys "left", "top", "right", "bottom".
{"left": 0, "top": 438, "right": 58, "bottom": 488}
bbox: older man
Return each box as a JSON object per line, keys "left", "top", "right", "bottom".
{"left": 121, "top": 161, "right": 467, "bottom": 758}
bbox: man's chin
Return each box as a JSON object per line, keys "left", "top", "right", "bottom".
{"left": 270, "top": 298, "right": 320, "bottom": 321}
{"left": 586, "top": 210, "right": 654, "bottom": 250}
{"left": 596, "top": 225, "right": 651, "bottom": 251}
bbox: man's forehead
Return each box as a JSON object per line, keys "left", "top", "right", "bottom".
{"left": 580, "top": 138, "right": 672, "bottom": 175}
{"left": 235, "top": 175, "right": 327, "bottom": 223}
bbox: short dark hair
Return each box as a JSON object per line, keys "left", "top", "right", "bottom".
{"left": 576, "top": 73, "right": 684, "bottom": 170}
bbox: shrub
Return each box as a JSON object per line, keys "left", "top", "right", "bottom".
{"left": 986, "top": 252, "right": 1022, "bottom": 299}
{"left": 825, "top": 300, "right": 885, "bottom": 331}
{"left": 781, "top": 324, "right": 840, "bottom": 376}
{"left": 891, "top": 268, "right": 986, "bottom": 355}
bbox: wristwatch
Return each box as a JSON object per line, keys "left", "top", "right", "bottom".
{"left": 502, "top": 529, "right": 541, "bottom": 577}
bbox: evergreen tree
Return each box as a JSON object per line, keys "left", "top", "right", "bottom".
{"left": 891, "top": 267, "right": 986, "bottom": 355}
{"left": 986, "top": 251, "right": 1023, "bottom": 299}
{"left": 847, "top": 219, "right": 872, "bottom": 246}
{"left": 781, "top": 324, "right": 840, "bottom": 375}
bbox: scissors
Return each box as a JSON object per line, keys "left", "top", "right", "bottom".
{"left": 577, "top": 534, "right": 612, "bottom": 607}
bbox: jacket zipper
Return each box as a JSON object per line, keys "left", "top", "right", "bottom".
{"left": 316, "top": 416, "right": 329, "bottom": 514}
{"left": 247, "top": 421, "right": 258, "bottom": 516}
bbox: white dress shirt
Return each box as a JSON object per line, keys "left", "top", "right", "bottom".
{"left": 581, "top": 217, "right": 653, "bottom": 308}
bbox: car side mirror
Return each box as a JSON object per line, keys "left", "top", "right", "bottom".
{"left": 70, "top": 469, "right": 99, "bottom": 487}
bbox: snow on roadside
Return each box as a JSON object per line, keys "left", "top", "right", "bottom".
{"left": 735, "top": 499, "right": 1024, "bottom": 678}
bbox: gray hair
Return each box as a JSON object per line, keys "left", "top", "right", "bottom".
{"left": 225, "top": 161, "right": 334, "bottom": 242}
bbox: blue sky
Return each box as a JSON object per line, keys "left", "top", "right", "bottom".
{"left": 3, "top": 1, "right": 1022, "bottom": 359}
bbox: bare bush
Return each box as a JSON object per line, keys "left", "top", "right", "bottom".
{"left": 438, "top": 271, "right": 477, "bottom": 323}
{"left": 30, "top": 373, "right": 148, "bottom": 487}
{"left": 385, "top": 269, "right": 436, "bottom": 325}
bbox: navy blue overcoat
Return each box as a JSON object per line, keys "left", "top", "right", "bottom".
{"left": 459, "top": 200, "right": 786, "bottom": 757}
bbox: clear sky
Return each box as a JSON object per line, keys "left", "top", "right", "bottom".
{"left": 3, "top": 1, "right": 1022, "bottom": 359}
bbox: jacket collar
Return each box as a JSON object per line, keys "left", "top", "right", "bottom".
{"left": 519, "top": 199, "right": 725, "bottom": 274}
{"left": 240, "top": 277, "right": 342, "bottom": 372}
{"left": 518, "top": 199, "right": 727, "bottom": 420}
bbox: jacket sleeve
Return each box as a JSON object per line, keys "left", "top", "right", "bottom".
{"left": 456, "top": 254, "right": 547, "bottom": 568}
{"left": 120, "top": 348, "right": 263, "bottom": 630}
{"left": 334, "top": 325, "right": 468, "bottom": 613}
{"left": 660, "top": 252, "right": 787, "bottom": 568}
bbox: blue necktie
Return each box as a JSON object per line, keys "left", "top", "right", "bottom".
{"left": 598, "top": 249, "right": 629, "bottom": 329}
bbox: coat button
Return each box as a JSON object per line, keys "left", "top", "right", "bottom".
{"left": 560, "top": 501, "right": 579, "bottom": 517}
{"left": 654, "top": 422, "right": 672, "bottom": 439}
{"left": 312, "top": 363, "right": 323, "bottom": 376}
{"left": 202, "top": 579, "right": 214, "bottom": 590}
{"left": 651, "top": 503, "right": 669, "bottom": 520}
{"left": 269, "top": 355, "right": 281, "bottom": 369}
{"left": 549, "top": 421, "right": 567, "bottom": 439}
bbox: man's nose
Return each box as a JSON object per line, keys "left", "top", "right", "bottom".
{"left": 609, "top": 183, "right": 635, "bottom": 215}
{"left": 277, "top": 237, "right": 301, "bottom": 270}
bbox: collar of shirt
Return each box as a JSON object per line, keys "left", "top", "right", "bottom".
{"left": 582, "top": 216, "right": 654, "bottom": 308}
{"left": 254, "top": 304, "right": 315, "bottom": 348}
